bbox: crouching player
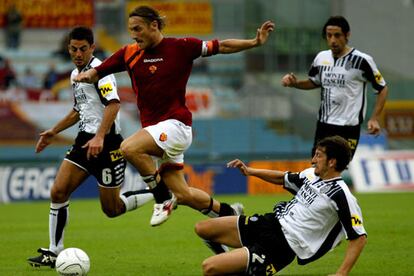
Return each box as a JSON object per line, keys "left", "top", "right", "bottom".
{"left": 195, "top": 136, "right": 367, "bottom": 276}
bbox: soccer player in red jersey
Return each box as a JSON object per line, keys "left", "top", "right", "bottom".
{"left": 75, "top": 5, "right": 274, "bottom": 230}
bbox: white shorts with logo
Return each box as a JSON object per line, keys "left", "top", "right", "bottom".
{"left": 144, "top": 119, "right": 192, "bottom": 167}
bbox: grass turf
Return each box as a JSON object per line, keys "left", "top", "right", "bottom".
{"left": 0, "top": 193, "right": 413, "bottom": 275}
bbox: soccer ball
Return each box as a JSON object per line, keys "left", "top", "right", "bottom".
{"left": 55, "top": 247, "right": 90, "bottom": 276}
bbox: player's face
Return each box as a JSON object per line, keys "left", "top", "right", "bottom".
{"left": 128, "top": 16, "right": 158, "bottom": 49}
{"left": 68, "top": 39, "right": 95, "bottom": 70}
{"left": 311, "top": 147, "right": 330, "bottom": 178}
{"left": 325, "top": 26, "right": 349, "bottom": 57}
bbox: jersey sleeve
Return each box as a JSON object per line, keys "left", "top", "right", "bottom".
{"left": 284, "top": 168, "right": 320, "bottom": 194}
{"left": 201, "top": 39, "right": 219, "bottom": 57}
{"left": 284, "top": 172, "right": 301, "bottom": 194}
{"left": 284, "top": 169, "right": 310, "bottom": 194}
{"left": 308, "top": 54, "right": 322, "bottom": 86}
{"left": 70, "top": 70, "right": 80, "bottom": 112}
{"left": 330, "top": 187, "right": 367, "bottom": 240}
{"left": 96, "top": 74, "right": 119, "bottom": 105}
{"left": 359, "top": 55, "right": 386, "bottom": 93}
{"left": 180, "top": 37, "right": 219, "bottom": 60}
{"left": 95, "top": 47, "right": 128, "bottom": 79}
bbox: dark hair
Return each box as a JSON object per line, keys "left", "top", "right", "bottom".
{"left": 129, "top": 5, "right": 165, "bottom": 30}
{"left": 68, "top": 26, "right": 94, "bottom": 45}
{"left": 322, "top": 16, "right": 350, "bottom": 39}
{"left": 316, "top": 136, "right": 351, "bottom": 172}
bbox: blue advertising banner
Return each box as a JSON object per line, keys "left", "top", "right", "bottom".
{"left": 349, "top": 150, "right": 414, "bottom": 192}
{"left": 0, "top": 163, "right": 247, "bottom": 203}
{"left": 185, "top": 164, "right": 247, "bottom": 195}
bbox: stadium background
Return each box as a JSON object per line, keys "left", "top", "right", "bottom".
{"left": 0, "top": 0, "right": 413, "bottom": 203}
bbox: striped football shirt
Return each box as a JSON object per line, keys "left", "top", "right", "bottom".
{"left": 308, "top": 48, "right": 386, "bottom": 126}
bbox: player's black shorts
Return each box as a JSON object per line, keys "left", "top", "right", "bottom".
{"left": 313, "top": 121, "right": 361, "bottom": 157}
{"left": 238, "top": 213, "right": 296, "bottom": 275}
{"left": 65, "top": 131, "right": 126, "bottom": 187}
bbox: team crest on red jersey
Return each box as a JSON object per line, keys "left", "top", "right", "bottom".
{"left": 149, "top": 65, "right": 157, "bottom": 74}
{"left": 159, "top": 132, "right": 167, "bottom": 142}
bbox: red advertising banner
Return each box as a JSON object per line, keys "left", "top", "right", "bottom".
{"left": 0, "top": 0, "right": 94, "bottom": 28}
{"left": 382, "top": 101, "right": 414, "bottom": 139}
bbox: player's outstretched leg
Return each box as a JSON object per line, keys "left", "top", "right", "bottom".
{"left": 119, "top": 189, "right": 154, "bottom": 212}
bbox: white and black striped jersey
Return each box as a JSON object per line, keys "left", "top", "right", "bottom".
{"left": 308, "top": 48, "right": 386, "bottom": 126}
{"left": 275, "top": 168, "right": 366, "bottom": 264}
{"left": 70, "top": 57, "right": 121, "bottom": 134}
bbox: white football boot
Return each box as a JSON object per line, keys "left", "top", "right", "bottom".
{"left": 150, "top": 194, "right": 177, "bottom": 226}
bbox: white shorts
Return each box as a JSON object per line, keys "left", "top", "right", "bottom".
{"left": 144, "top": 119, "right": 192, "bottom": 167}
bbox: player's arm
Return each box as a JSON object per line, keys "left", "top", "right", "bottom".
{"left": 367, "top": 85, "right": 388, "bottom": 135}
{"left": 281, "top": 73, "right": 318, "bottom": 90}
{"left": 218, "top": 21, "right": 274, "bottom": 54}
{"left": 361, "top": 56, "right": 388, "bottom": 135}
{"left": 36, "top": 109, "right": 79, "bottom": 153}
{"left": 75, "top": 68, "right": 99, "bottom": 84}
{"left": 331, "top": 189, "right": 368, "bottom": 276}
{"left": 74, "top": 48, "right": 127, "bottom": 84}
{"left": 82, "top": 99, "right": 120, "bottom": 159}
{"left": 227, "top": 159, "right": 284, "bottom": 185}
{"left": 330, "top": 235, "right": 367, "bottom": 276}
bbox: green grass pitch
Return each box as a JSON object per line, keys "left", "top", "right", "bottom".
{"left": 0, "top": 193, "right": 413, "bottom": 275}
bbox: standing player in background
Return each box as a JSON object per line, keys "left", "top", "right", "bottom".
{"left": 196, "top": 136, "right": 367, "bottom": 276}
{"left": 281, "top": 16, "right": 388, "bottom": 157}
{"left": 27, "top": 26, "right": 154, "bottom": 269}
{"left": 74, "top": 5, "right": 275, "bottom": 232}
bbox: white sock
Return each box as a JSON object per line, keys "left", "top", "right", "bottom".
{"left": 205, "top": 210, "right": 219, "bottom": 218}
{"left": 49, "top": 201, "right": 69, "bottom": 254}
{"left": 120, "top": 190, "right": 154, "bottom": 211}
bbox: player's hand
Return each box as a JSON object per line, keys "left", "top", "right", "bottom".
{"left": 35, "top": 129, "right": 56, "bottom": 153}
{"left": 73, "top": 69, "right": 99, "bottom": 83}
{"left": 367, "top": 119, "right": 381, "bottom": 136}
{"left": 227, "top": 159, "right": 251, "bottom": 176}
{"left": 82, "top": 135, "right": 104, "bottom": 160}
{"left": 255, "top": 20, "right": 275, "bottom": 46}
{"left": 281, "top": 73, "right": 297, "bottom": 87}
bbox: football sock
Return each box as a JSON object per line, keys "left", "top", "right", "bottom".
{"left": 219, "top": 202, "right": 235, "bottom": 216}
{"left": 120, "top": 189, "right": 154, "bottom": 211}
{"left": 203, "top": 239, "right": 230, "bottom": 254}
{"left": 49, "top": 201, "right": 69, "bottom": 254}
{"left": 142, "top": 173, "right": 171, "bottom": 203}
{"left": 201, "top": 197, "right": 219, "bottom": 218}
{"left": 201, "top": 199, "right": 236, "bottom": 218}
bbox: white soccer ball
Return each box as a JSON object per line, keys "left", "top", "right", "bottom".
{"left": 55, "top": 247, "right": 90, "bottom": 276}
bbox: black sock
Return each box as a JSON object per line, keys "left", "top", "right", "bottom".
{"left": 143, "top": 173, "right": 171, "bottom": 203}
{"left": 151, "top": 179, "right": 171, "bottom": 203}
{"left": 203, "top": 239, "right": 229, "bottom": 254}
{"left": 219, "top": 202, "right": 234, "bottom": 217}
